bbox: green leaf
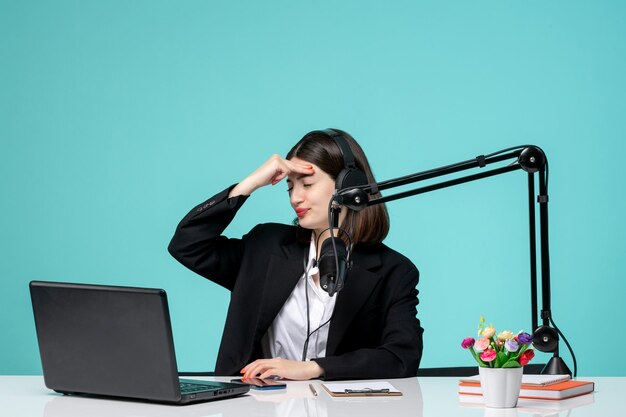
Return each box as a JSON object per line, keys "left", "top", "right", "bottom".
{"left": 466, "top": 347, "right": 484, "bottom": 367}
{"left": 502, "top": 360, "right": 522, "bottom": 368}
{"left": 495, "top": 351, "right": 508, "bottom": 368}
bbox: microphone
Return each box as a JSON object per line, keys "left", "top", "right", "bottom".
{"left": 318, "top": 236, "right": 349, "bottom": 297}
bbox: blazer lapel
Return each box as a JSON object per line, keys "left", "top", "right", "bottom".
{"left": 254, "top": 241, "right": 307, "bottom": 342}
{"left": 325, "top": 249, "right": 382, "bottom": 356}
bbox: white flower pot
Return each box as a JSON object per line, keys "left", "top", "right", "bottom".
{"left": 478, "top": 366, "right": 523, "bottom": 408}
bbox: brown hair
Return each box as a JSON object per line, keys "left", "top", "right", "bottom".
{"left": 286, "top": 129, "right": 390, "bottom": 245}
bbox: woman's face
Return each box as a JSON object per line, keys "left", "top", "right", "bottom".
{"left": 287, "top": 157, "right": 337, "bottom": 237}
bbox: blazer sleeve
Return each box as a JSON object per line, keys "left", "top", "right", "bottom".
{"left": 167, "top": 185, "right": 250, "bottom": 291}
{"left": 312, "top": 265, "right": 423, "bottom": 380}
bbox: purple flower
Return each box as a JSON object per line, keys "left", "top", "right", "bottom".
{"left": 461, "top": 337, "right": 475, "bottom": 349}
{"left": 505, "top": 339, "right": 519, "bottom": 352}
{"left": 517, "top": 332, "right": 533, "bottom": 345}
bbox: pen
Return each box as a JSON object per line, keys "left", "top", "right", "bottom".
{"left": 309, "top": 383, "right": 318, "bottom": 396}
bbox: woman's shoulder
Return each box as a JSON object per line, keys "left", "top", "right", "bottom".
{"left": 354, "top": 241, "right": 418, "bottom": 273}
{"left": 246, "top": 222, "right": 299, "bottom": 244}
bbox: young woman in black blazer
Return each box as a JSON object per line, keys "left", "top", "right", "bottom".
{"left": 168, "top": 129, "right": 423, "bottom": 380}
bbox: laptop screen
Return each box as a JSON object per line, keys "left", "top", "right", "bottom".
{"left": 30, "top": 281, "right": 181, "bottom": 402}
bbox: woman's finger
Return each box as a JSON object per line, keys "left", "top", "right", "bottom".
{"left": 271, "top": 171, "right": 287, "bottom": 185}
{"left": 286, "top": 160, "right": 314, "bottom": 175}
{"left": 269, "top": 160, "right": 313, "bottom": 186}
{"left": 258, "top": 368, "right": 280, "bottom": 379}
{"left": 242, "top": 360, "right": 270, "bottom": 379}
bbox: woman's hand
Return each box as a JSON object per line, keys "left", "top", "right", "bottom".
{"left": 240, "top": 358, "right": 324, "bottom": 381}
{"left": 229, "top": 155, "right": 314, "bottom": 198}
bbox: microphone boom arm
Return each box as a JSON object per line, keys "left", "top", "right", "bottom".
{"left": 333, "top": 145, "right": 573, "bottom": 375}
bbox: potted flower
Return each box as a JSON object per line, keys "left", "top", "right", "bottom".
{"left": 460, "top": 317, "right": 535, "bottom": 408}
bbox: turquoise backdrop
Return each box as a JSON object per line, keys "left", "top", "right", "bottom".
{"left": 2, "top": 0, "right": 625, "bottom": 376}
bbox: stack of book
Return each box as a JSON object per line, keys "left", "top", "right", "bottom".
{"left": 459, "top": 391, "right": 595, "bottom": 413}
{"left": 458, "top": 374, "right": 595, "bottom": 401}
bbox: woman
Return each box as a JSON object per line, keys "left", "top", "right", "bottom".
{"left": 168, "top": 129, "right": 423, "bottom": 380}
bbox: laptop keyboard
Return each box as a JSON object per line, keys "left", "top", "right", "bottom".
{"left": 179, "top": 381, "right": 217, "bottom": 394}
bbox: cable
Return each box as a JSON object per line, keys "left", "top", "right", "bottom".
{"left": 549, "top": 316, "right": 577, "bottom": 377}
{"left": 302, "top": 248, "right": 312, "bottom": 361}
{"left": 313, "top": 226, "right": 352, "bottom": 254}
{"left": 300, "top": 232, "right": 343, "bottom": 362}
{"left": 301, "top": 315, "right": 332, "bottom": 361}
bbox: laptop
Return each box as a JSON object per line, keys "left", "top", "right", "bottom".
{"left": 29, "top": 281, "right": 249, "bottom": 405}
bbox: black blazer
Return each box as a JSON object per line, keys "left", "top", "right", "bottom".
{"left": 168, "top": 186, "right": 423, "bottom": 380}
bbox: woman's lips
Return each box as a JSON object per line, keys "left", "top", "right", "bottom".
{"left": 295, "top": 208, "right": 309, "bottom": 218}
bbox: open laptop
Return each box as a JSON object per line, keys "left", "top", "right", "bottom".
{"left": 29, "top": 281, "right": 249, "bottom": 405}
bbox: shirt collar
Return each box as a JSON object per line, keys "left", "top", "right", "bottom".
{"left": 305, "top": 236, "right": 319, "bottom": 277}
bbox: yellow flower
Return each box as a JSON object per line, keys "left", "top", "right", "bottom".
{"left": 497, "top": 330, "right": 514, "bottom": 341}
{"left": 482, "top": 326, "right": 496, "bottom": 338}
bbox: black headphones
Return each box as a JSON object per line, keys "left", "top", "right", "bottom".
{"left": 319, "top": 129, "right": 369, "bottom": 190}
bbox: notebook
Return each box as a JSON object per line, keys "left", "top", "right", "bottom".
{"left": 29, "top": 281, "right": 249, "bottom": 405}
{"left": 459, "top": 374, "right": 571, "bottom": 386}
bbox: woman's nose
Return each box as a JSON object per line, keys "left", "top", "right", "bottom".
{"left": 290, "top": 186, "right": 303, "bottom": 205}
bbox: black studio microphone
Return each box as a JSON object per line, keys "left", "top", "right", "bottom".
{"left": 318, "top": 237, "right": 349, "bottom": 297}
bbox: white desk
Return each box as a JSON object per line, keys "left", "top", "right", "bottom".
{"left": 1, "top": 376, "right": 621, "bottom": 417}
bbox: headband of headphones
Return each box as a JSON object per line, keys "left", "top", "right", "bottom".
{"left": 320, "top": 129, "right": 368, "bottom": 190}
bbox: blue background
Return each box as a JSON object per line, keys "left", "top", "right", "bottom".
{"left": 2, "top": 0, "right": 624, "bottom": 376}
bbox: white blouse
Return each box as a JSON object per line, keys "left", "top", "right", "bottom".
{"left": 263, "top": 237, "right": 337, "bottom": 361}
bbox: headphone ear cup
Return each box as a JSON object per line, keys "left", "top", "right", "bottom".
{"left": 321, "top": 129, "right": 368, "bottom": 190}
{"left": 532, "top": 325, "right": 559, "bottom": 352}
{"left": 335, "top": 168, "right": 349, "bottom": 191}
{"left": 336, "top": 167, "right": 368, "bottom": 190}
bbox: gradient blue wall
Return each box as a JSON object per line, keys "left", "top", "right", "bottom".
{"left": 2, "top": 0, "right": 624, "bottom": 376}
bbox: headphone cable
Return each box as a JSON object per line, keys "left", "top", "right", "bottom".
{"left": 301, "top": 244, "right": 333, "bottom": 361}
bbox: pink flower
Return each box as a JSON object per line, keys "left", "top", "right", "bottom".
{"left": 474, "top": 337, "right": 490, "bottom": 352}
{"left": 480, "top": 349, "right": 497, "bottom": 362}
{"left": 519, "top": 349, "right": 535, "bottom": 366}
{"left": 461, "top": 337, "right": 475, "bottom": 349}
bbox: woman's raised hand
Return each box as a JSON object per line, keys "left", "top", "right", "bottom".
{"left": 229, "top": 155, "right": 314, "bottom": 197}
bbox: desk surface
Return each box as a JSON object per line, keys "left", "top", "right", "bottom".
{"left": 1, "top": 376, "right": 621, "bottom": 417}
